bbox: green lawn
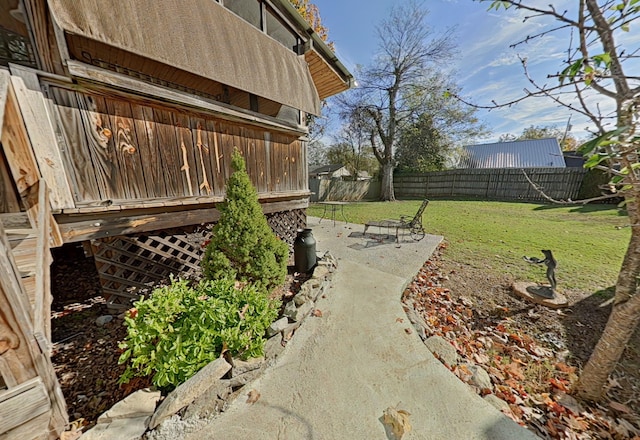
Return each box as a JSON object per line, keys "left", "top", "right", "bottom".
{"left": 308, "top": 200, "right": 630, "bottom": 293}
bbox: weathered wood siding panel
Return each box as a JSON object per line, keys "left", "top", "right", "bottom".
{"left": 48, "top": 86, "right": 307, "bottom": 207}
{"left": 49, "top": 87, "right": 102, "bottom": 201}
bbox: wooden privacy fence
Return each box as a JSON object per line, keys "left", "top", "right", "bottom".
{"left": 395, "top": 168, "right": 588, "bottom": 202}
{"left": 309, "top": 178, "right": 379, "bottom": 202}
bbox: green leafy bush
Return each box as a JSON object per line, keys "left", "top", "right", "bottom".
{"left": 201, "top": 149, "right": 289, "bottom": 293}
{"left": 118, "top": 277, "right": 280, "bottom": 389}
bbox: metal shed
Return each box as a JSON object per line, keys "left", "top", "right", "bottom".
{"left": 458, "top": 138, "right": 566, "bottom": 169}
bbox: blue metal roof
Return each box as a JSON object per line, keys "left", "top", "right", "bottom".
{"left": 458, "top": 138, "right": 566, "bottom": 169}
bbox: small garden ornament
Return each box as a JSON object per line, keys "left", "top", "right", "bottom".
{"left": 512, "top": 249, "right": 568, "bottom": 308}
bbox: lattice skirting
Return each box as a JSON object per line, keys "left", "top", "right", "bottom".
{"left": 267, "top": 208, "right": 307, "bottom": 249}
{"left": 91, "top": 228, "right": 206, "bottom": 311}
{"left": 91, "top": 209, "right": 306, "bottom": 311}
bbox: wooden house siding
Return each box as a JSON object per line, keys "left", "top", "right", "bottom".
{"left": 47, "top": 85, "right": 306, "bottom": 208}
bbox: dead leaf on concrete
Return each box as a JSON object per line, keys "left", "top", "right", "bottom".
{"left": 312, "top": 309, "right": 323, "bottom": 317}
{"left": 382, "top": 405, "right": 412, "bottom": 439}
{"left": 59, "top": 427, "right": 82, "bottom": 440}
{"left": 246, "top": 389, "right": 261, "bottom": 404}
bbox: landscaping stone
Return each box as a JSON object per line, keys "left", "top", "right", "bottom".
{"left": 466, "top": 364, "right": 492, "bottom": 391}
{"left": 95, "top": 315, "right": 113, "bottom": 326}
{"left": 267, "top": 317, "right": 289, "bottom": 337}
{"left": 404, "top": 305, "right": 428, "bottom": 341}
{"left": 424, "top": 336, "right": 457, "bottom": 367}
{"left": 80, "top": 416, "right": 149, "bottom": 440}
{"left": 283, "top": 300, "right": 314, "bottom": 322}
{"left": 97, "top": 388, "right": 161, "bottom": 424}
{"left": 293, "top": 283, "right": 314, "bottom": 306}
{"left": 232, "top": 357, "right": 264, "bottom": 376}
{"left": 149, "top": 358, "right": 231, "bottom": 429}
{"left": 228, "top": 368, "right": 262, "bottom": 388}
{"left": 145, "top": 415, "right": 206, "bottom": 440}
{"left": 484, "top": 394, "right": 510, "bottom": 412}
{"left": 312, "top": 265, "right": 330, "bottom": 280}
{"left": 264, "top": 334, "right": 285, "bottom": 360}
{"left": 182, "top": 381, "right": 231, "bottom": 420}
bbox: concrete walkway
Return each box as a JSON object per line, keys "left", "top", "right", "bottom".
{"left": 184, "top": 217, "right": 539, "bottom": 440}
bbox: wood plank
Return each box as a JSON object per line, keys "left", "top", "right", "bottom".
{"left": 220, "top": 125, "right": 235, "bottom": 186}
{"left": 0, "top": 149, "right": 20, "bottom": 213}
{"left": 205, "top": 119, "right": 225, "bottom": 195}
{"left": 103, "top": 97, "right": 149, "bottom": 199}
{"left": 34, "top": 182, "right": 52, "bottom": 344}
{"left": 0, "top": 213, "right": 32, "bottom": 233}
{"left": 0, "top": 410, "right": 49, "bottom": 440}
{"left": 56, "top": 197, "right": 310, "bottom": 243}
{"left": 152, "top": 107, "right": 183, "bottom": 197}
{"left": 0, "top": 226, "right": 38, "bottom": 386}
{"left": 66, "top": 60, "right": 307, "bottom": 135}
{"left": 130, "top": 104, "right": 167, "bottom": 197}
{"left": 48, "top": 87, "right": 101, "bottom": 202}
{"left": 253, "top": 134, "right": 267, "bottom": 193}
{"left": 75, "top": 93, "right": 120, "bottom": 200}
{"left": 264, "top": 132, "right": 272, "bottom": 192}
{"left": 0, "top": 377, "right": 49, "bottom": 434}
{"left": 0, "top": 355, "right": 18, "bottom": 388}
{"left": 192, "top": 117, "right": 215, "bottom": 196}
{"left": 9, "top": 75, "right": 75, "bottom": 210}
{"left": 172, "top": 111, "right": 199, "bottom": 197}
{"left": 0, "top": 71, "right": 40, "bottom": 194}
{"left": 9, "top": 237, "right": 37, "bottom": 277}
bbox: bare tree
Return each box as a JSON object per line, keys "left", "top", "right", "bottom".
{"left": 474, "top": 0, "right": 640, "bottom": 401}
{"left": 337, "top": 1, "right": 457, "bottom": 200}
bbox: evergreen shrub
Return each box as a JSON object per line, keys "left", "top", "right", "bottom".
{"left": 201, "top": 149, "right": 289, "bottom": 292}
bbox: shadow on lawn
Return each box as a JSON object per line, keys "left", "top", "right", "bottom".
{"left": 560, "top": 286, "right": 615, "bottom": 364}
{"left": 532, "top": 203, "right": 627, "bottom": 216}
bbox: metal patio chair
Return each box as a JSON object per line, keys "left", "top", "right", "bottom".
{"left": 363, "top": 199, "right": 429, "bottom": 242}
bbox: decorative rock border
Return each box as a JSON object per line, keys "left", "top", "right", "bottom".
{"left": 79, "top": 252, "right": 337, "bottom": 440}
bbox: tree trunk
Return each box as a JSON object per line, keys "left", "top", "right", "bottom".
{"left": 575, "top": 225, "right": 640, "bottom": 400}
{"left": 379, "top": 162, "right": 395, "bottom": 201}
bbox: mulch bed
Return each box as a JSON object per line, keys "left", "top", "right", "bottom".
{"left": 403, "top": 242, "right": 640, "bottom": 440}
{"left": 50, "top": 243, "right": 306, "bottom": 432}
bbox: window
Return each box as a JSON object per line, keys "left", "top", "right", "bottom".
{"left": 223, "top": 0, "right": 262, "bottom": 30}
{"left": 265, "top": 8, "right": 299, "bottom": 53}
{"left": 222, "top": 0, "right": 303, "bottom": 54}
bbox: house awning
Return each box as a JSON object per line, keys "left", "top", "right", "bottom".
{"left": 47, "top": 0, "right": 321, "bottom": 115}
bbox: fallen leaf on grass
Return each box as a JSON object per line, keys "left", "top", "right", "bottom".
{"left": 382, "top": 406, "right": 412, "bottom": 439}
{"left": 246, "top": 389, "right": 261, "bottom": 404}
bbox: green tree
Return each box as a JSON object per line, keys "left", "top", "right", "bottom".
{"left": 482, "top": 0, "right": 640, "bottom": 402}
{"left": 337, "top": 1, "right": 457, "bottom": 200}
{"left": 395, "top": 114, "right": 444, "bottom": 172}
{"left": 396, "top": 81, "right": 487, "bottom": 173}
{"left": 201, "top": 150, "right": 288, "bottom": 293}
{"left": 327, "top": 108, "right": 378, "bottom": 178}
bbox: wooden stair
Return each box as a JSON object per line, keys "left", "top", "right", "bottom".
{"left": 1, "top": 213, "right": 39, "bottom": 309}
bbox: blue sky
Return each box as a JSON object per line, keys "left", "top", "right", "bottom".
{"left": 312, "top": 0, "right": 637, "bottom": 144}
